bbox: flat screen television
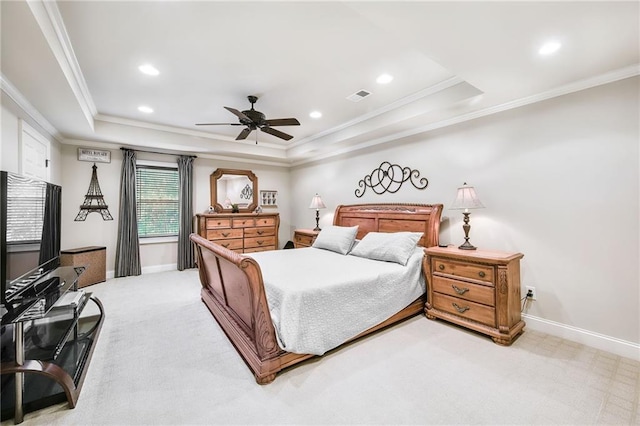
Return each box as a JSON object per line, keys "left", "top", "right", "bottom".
{"left": 0, "top": 171, "right": 62, "bottom": 308}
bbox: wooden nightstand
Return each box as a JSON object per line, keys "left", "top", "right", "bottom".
{"left": 293, "top": 229, "right": 319, "bottom": 248}
{"left": 424, "top": 246, "right": 525, "bottom": 345}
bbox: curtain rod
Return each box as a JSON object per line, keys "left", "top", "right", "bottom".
{"left": 120, "top": 147, "right": 197, "bottom": 159}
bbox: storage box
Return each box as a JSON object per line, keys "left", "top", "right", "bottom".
{"left": 60, "top": 246, "right": 106, "bottom": 288}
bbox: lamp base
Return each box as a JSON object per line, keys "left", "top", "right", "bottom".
{"left": 313, "top": 226, "right": 321, "bottom": 232}
{"left": 458, "top": 241, "right": 477, "bottom": 250}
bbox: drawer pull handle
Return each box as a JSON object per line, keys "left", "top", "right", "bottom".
{"left": 479, "top": 271, "right": 486, "bottom": 278}
{"left": 257, "top": 240, "right": 264, "bottom": 245}
{"left": 221, "top": 232, "right": 230, "bottom": 237}
{"left": 217, "top": 222, "right": 221, "bottom": 225}
{"left": 438, "top": 264, "right": 445, "bottom": 270}
{"left": 222, "top": 243, "right": 230, "bottom": 248}
{"left": 257, "top": 230, "right": 264, "bottom": 235}
{"left": 452, "top": 303, "right": 470, "bottom": 314}
{"left": 452, "top": 285, "right": 469, "bottom": 295}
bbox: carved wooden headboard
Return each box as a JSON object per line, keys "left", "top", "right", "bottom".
{"left": 333, "top": 203, "right": 443, "bottom": 248}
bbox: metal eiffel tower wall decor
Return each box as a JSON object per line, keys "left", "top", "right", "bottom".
{"left": 75, "top": 163, "right": 113, "bottom": 221}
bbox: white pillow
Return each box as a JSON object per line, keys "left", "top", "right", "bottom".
{"left": 349, "top": 232, "right": 423, "bottom": 265}
{"left": 312, "top": 225, "right": 359, "bottom": 255}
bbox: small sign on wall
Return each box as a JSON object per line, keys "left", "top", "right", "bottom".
{"left": 78, "top": 148, "right": 111, "bottom": 163}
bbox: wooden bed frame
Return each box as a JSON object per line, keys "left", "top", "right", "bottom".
{"left": 190, "top": 203, "right": 443, "bottom": 384}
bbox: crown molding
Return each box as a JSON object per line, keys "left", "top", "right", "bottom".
{"left": 291, "top": 64, "right": 640, "bottom": 167}
{"left": 1, "top": 73, "right": 63, "bottom": 143}
{"left": 94, "top": 114, "right": 288, "bottom": 151}
{"left": 288, "top": 76, "right": 466, "bottom": 150}
{"left": 27, "top": 0, "right": 96, "bottom": 131}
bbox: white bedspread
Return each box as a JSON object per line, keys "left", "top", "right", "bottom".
{"left": 248, "top": 247, "right": 425, "bottom": 355}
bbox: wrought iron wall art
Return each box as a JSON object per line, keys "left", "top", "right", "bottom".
{"left": 75, "top": 163, "right": 113, "bottom": 221}
{"left": 240, "top": 184, "right": 253, "bottom": 200}
{"left": 355, "top": 161, "right": 428, "bottom": 198}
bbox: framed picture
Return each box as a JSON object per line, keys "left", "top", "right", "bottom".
{"left": 260, "top": 190, "right": 278, "bottom": 208}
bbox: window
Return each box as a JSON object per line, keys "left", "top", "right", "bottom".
{"left": 6, "top": 174, "right": 46, "bottom": 244}
{"left": 135, "top": 163, "right": 179, "bottom": 238}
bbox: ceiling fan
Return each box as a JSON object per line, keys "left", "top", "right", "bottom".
{"left": 196, "top": 95, "right": 300, "bottom": 142}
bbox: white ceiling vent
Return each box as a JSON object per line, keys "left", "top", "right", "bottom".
{"left": 346, "top": 89, "right": 372, "bottom": 102}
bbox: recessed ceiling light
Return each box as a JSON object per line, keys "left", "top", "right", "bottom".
{"left": 376, "top": 73, "right": 394, "bottom": 84}
{"left": 138, "top": 64, "right": 159, "bottom": 76}
{"left": 538, "top": 41, "right": 561, "bottom": 56}
{"left": 309, "top": 111, "right": 322, "bottom": 119}
{"left": 138, "top": 105, "right": 153, "bottom": 113}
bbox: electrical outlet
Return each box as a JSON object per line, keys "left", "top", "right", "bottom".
{"left": 526, "top": 286, "right": 537, "bottom": 300}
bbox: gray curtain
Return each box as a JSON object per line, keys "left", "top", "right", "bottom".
{"left": 115, "top": 149, "right": 141, "bottom": 277}
{"left": 177, "top": 155, "right": 195, "bottom": 270}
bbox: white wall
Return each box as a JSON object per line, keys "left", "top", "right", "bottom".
{"left": 290, "top": 77, "right": 640, "bottom": 357}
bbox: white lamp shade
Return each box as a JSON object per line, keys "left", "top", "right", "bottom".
{"left": 450, "top": 183, "right": 485, "bottom": 210}
{"left": 309, "top": 194, "right": 326, "bottom": 210}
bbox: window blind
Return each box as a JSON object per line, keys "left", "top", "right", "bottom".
{"left": 6, "top": 175, "right": 46, "bottom": 243}
{"left": 135, "top": 165, "right": 179, "bottom": 238}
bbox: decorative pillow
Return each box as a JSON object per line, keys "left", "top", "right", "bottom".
{"left": 312, "top": 225, "right": 359, "bottom": 255}
{"left": 349, "top": 232, "right": 423, "bottom": 265}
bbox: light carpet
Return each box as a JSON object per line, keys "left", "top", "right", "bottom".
{"left": 3, "top": 269, "right": 639, "bottom": 425}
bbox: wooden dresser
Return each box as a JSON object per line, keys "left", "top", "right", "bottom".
{"left": 195, "top": 213, "right": 279, "bottom": 253}
{"left": 293, "top": 229, "right": 319, "bottom": 248}
{"left": 424, "top": 246, "right": 525, "bottom": 345}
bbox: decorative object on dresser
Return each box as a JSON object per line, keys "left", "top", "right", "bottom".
{"left": 449, "top": 182, "right": 484, "bottom": 250}
{"left": 309, "top": 193, "right": 326, "bottom": 231}
{"left": 424, "top": 246, "right": 525, "bottom": 345}
{"left": 195, "top": 212, "right": 279, "bottom": 253}
{"left": 210, "top": 168, "right": 258, "bottom": 213}
{"left": 355, "top": 161, "right": 428, "bottom": 198}
{"left": 60, "top": 246, "right": 106, "bottom": 288}
{"left": 293, "top": 229, "right": 319, "bottom": 248}
{"left": 260, "top": 190, "right": 278, "bottom": 208}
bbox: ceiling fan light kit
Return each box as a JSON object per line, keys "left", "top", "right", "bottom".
{"left": 196, "top": 95, "right": 300, "bottom": 143}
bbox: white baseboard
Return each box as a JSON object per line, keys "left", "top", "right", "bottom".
{"left": 105, "top": 263, "right": 177, "bottom": 279}
{"left": 523, "top": 313, "right": 640, "bottom": 362}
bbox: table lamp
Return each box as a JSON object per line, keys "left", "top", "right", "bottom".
{"left": 309, "top": 194, "right": 326, "bottom": 231}
{"left": 450, "top": 182, "right": 485, "bottom": 250}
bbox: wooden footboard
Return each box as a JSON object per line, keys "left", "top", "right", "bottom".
{"left": 190, "top": 203, "right": 443, "bottom": 384}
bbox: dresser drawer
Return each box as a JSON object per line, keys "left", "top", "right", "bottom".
{"left": 244, "top": 246, "right": 276, "bottom": 253}
{"left": 294, "top": 233, "right": 315, "bottom": 247}
{"left": 232, "top": 218, "right": 255, "bottom": 228}
{"left": 244, "top": 227, "right": 275, "bottom": 238}
{"left": 255, "top": 217, "right": 276, "bottom": 227}
{"left": 433, "top": 259, "right": 494, "bottom": 284}
{"left": 206, "top": 228, "right": 243, "bottom": 240}
{"left": 206, "top": 218, "right": 232, "bottom": 229}
{"left": 244, "top": 236, "right": 276, "bottom": 249}
{"left": 432, "top": 292, "right": 495, "bottom": 327}
{"left": 214, "top": 238, "right": 243, "bottom": 250}
{"left": 432, "top": 276, "right": 495, "bottom": 306}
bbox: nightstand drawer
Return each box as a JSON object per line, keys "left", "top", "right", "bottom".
{"left": 214, "top": 238, "right": 243, "bottom": 250}
{"left": 433, "top": 259, "right": 494, "bottom": 284}
{"left": 245, "top": 227, "right": 275, "bottom": 238}
{"left": 294, "top": 233, "right": 315, "bottom": 247}
{"left": 206, "top": 218, "right": 232, "bottom": 229}
{"left": 244, "top": 246, "right": 275, "bottom": 253}
{"left": 432, "top": 292, "right": 495, "bottom": 327}
{"left": 206, "top": 228, "right": 243, "bottom": 240}
{"left": 432, "top": 276, "right": 495, "bottom": 306}
{"left": 245, "top": 236, "right": 276, "bottom": 249}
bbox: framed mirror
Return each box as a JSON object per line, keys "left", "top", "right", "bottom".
{"left": 210, "top": 168, "right": 258, "bottom": 213}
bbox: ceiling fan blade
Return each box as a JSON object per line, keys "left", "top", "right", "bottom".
{"left": 261, "top": 126, "right": 294, "bottom": 141}
{"left": 236, "top": 127, "right": 252, "bottom": 140}
{"left": 264, "top": 118, "right": 300, "bottom": 126}
{"left": 195, "top": 123, "right": 242, "bottom": 126}
{"left": 225, "top": 106, "right": 251, "bottom": 122}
